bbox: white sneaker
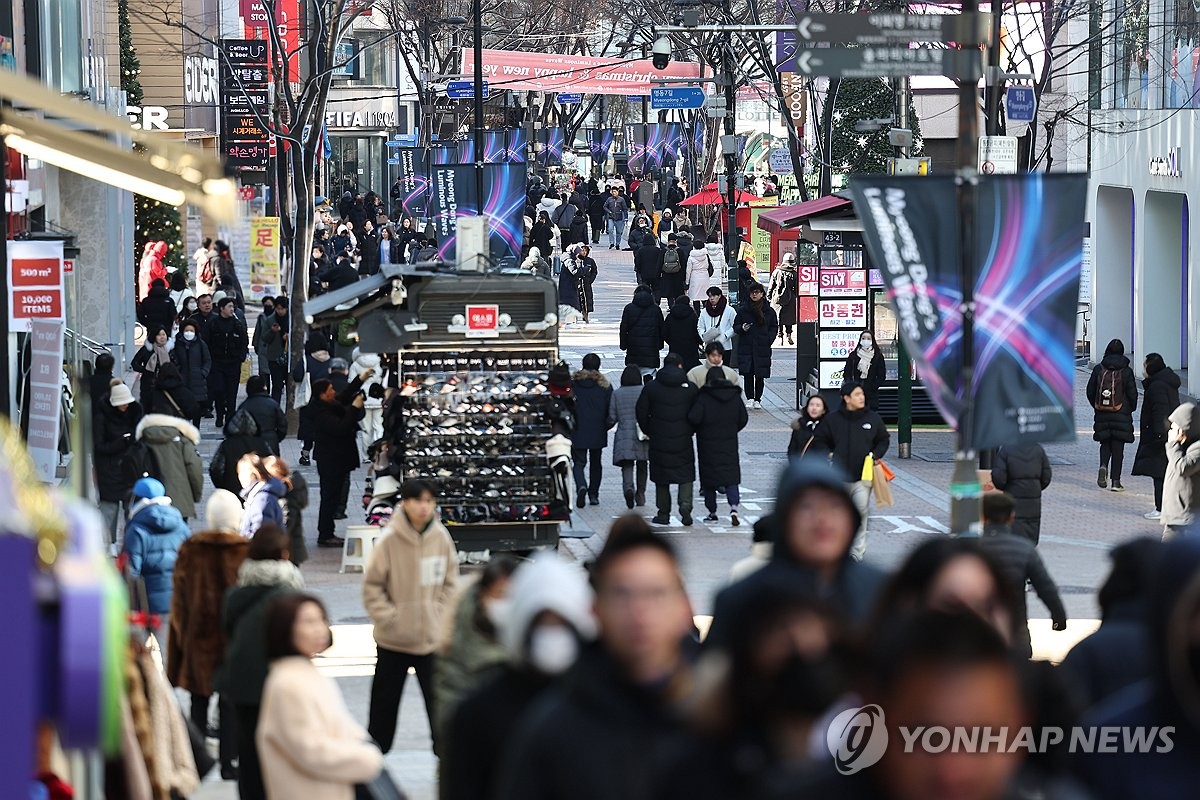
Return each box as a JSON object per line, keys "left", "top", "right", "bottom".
{"left": 108, "top": 542, "right": 120, "bottom": 558}
{"left": 753, "top": 400, "right": 763, "bottom": 409}
{"left": 1145, "top": 509, "right": 1162, "bottom": 520}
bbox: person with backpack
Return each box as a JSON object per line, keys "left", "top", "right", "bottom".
{"left": 551, "top": 193, "right": 577, "bottom": 248}
{"left": 659, "top": 234, "right": 686, "bottom": 304}
{"left": 766, "top": 253, "right": 799, "bottom": 345}
{"left": 1132, "top": 353, "right": 1183, "bottom": 519}
{"left": 1086, "top": 338, "right": 1138, "bottom": 491}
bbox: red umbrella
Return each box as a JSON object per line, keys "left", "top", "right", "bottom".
{"left": 676, "top": 181, "right": 758, "bottom": 206}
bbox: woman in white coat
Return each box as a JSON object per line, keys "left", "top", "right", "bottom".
{"left": 697, "top": 285, "right": 737, "bottom": 351}
{"left": 257, "top": 593, "right": 384, "bottom": 800}
{"left": 685, "top": 244, "right": 713, "bottom": 314}
{"left": 351, "top": 348, "right": 384, "bottom": 460}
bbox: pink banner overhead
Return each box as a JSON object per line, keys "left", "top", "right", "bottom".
{"left": 460, "top": 49, "right": 703, "bottom": 96}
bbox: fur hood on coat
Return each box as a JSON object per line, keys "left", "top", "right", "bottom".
{"left": 136, "top": 413, "right": 200, "bottom": 445}
{"left": 236, "top": 558, "right": 305, "bottom": 590}
{"left": 572, "top": 369, "right": 611, "bottom": 389}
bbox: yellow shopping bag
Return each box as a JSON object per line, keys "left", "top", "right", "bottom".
{"left": 861, "top": 455, "right": 874, "bottom": 482}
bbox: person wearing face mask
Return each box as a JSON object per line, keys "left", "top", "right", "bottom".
{"left": 443, "top": 551, "right": 598, "bottom": 800}
{"left": 171, "top": 320, "right": 211, "bottom": 429}
{"left": 843, "top": 331, "right": 886, "bottom": 409}
{"left": 432, "top": 555, "right": 519, "bottom": 759}
{"left": 131, "top": 324, "right": 174, "bottom": 410}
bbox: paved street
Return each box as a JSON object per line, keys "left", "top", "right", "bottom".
{"left": 193, "top": 243, "right": 1153, "bottom": 798}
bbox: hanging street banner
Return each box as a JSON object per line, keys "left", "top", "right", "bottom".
{"left": 533, "top": 127, "right": 565, "bottom": 166}
{"left": 461, "top": 48, "right": 701, "bottom": 95}
{"left": 247, "top": 216, "right": 281, "bottom": 300}
{"left": 585, "top": 128, "right": 615, "bottom": 163}
{"left": 430, "top": 165, "right": 525, "bottom": 266}
{"left": 459, "top": 128, "right": 528, "bottom": 164}
{"left": 848, "top": 173, "right": 1087, "bottom": 448}
{"left": 393, "top": 147, "right": 430, "bottom": 218}
{"left": 26, "top": 319, "right": 65, "bottom": 481}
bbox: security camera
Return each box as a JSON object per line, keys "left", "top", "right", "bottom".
{"left": 651, "top": 37, "right": 672, "bottom": 70}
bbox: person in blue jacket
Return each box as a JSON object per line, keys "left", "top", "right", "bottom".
{"left": 123, "top": 476, "right": 192, "bottom": 653}
{"left": 237, "top": 453, "right": 286, "bottom": 539}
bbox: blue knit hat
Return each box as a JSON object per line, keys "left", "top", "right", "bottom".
{"left": 132, "top": 477, "right": 166, "bottom": 500}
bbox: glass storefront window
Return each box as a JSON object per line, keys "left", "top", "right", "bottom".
{"left": 351, "top": 33, "right": 394, "bottom": 86}
{"left": 871, "top": 288, "right": 900, "bottom": 381}
{"left": 1114, "top": 0, "right": 1152, "bottom": 109}
{"left": 819, "top": 247, "right": 864, "bottom": 267}
{"left": 1165, "top": 0, "right": 1200, "bottom": 108}
{"left": 327, "top": 135, "right": 387, "bottom": 196}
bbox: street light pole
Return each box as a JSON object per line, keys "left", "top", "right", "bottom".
{"left": 472, "top": 0, "right": 485, "bottom": 204}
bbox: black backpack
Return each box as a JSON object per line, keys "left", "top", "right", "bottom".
{"left": 121, "top": 440, "right": 160, "bottom": 490}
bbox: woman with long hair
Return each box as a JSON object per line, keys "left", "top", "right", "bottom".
{"left": 263, "top": 455, "right": 309, "bottom": 566}
{"left": 732, "top": 283, "right": 778, "bottom": 409}
{"left": 788, "top": 394, "right": 828, "bottom": 460}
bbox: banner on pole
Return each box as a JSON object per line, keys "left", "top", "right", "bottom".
{"left": 533, "top": 128, "right": 564, "bottom": 167}
{"left": 8, "top": 239, "right": 65, "bottom": 332}
{"left": 430, "top": 165, "right": 525, "bottom": 267}
{"left": 248, "top": 217, "right": 281, "bottom": 300}
{"left": 26, "top": 319, "right": 64, "bottom": 481}
{"left": 394, "top": 147, "right": 431, "bottom": 218}
{"left": 848, "top": 173, "right": 1087, "bottom": 448}
{"left": 585, "top": 128, "right": 615, "bottom": 163}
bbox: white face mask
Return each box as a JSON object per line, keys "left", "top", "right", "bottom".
{"left": 861, "top": 338, "right": 873, "bottom": 347}
{"left": 528, "top": 625, "right": 579, "bottom": 675}
{"left": 183, "top": 331, "right": 196, "bottom": 341}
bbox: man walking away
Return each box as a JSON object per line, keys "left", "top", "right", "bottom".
{"left": 634, "top": 237, "right": 663, "bottom": 302}
{"left": 363, "top": 479, "right": 458, "bottom": 753}
{"left": 991, "top": 443, "right": 1052, "bottom": 545}
{"left": 688, "top": 368, "right": 749, "bottom": 526}
{"left": 976, "top": 492, "right": 1067, "bottom": 658}
{"left": 1086, "top": 338, "right": 1138, "bottom": 491}
{"left": 207, "top": 297, "right": 249, "bottom": 428}
{"left": 637, "top": 353, "right": 699, "bottom": 526}
{"left": 235, "top": 375, "right": 288, "bottom": 456}
{"left": 619, "top": 285, "right": 665, "bottom": 382}
{"left": 810, "top": 381, "right": 890, "bottom": 561}
{"left": 571, "top": 354, "right": 614, "bottom": 507}
{"left": 309, "top": 377, "right": 365, "bottom": 547}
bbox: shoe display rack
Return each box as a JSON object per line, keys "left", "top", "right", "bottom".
{"left": 389, "top": 348, "right": 565, "bottom": 551}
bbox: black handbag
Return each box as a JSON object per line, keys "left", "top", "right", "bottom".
{"left": 356, "top": 768, "right": 407, "bottom": 800}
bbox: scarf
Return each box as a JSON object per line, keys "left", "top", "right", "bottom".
{"left": 749, "top": 298, "right": 765, "bottom": 325}
{"left": 705, "top": 295, "right": 728, "bottom": 318}
{"left": 857, "top": 345, "right": 875, "bottom": 379}
{"left": 149, "top": 343, "right": 171, "bottom": 375}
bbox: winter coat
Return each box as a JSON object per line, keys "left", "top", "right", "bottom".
{"left": 659, "top": 246, "right": 687, "bottom": 301}
{"left": 319, "top": 260, "right": 358, "bottom": 290}
{"left": 663, "top": 302, "right": 702, "bottom": 369}
{"left": 530, "top": 221, "right": 554, "bottom": 256}
{"left": 351, "top": 351, "right": 384, "bottom": 409}
{"left": 1133, "top": 367, "right": 1183, "bottom": 480}
{"left": 570, "top": 213, "right": 589, "bottom": 245}
{"left": 990, "top": 444, "right": 1052, "bottom": 542}
{"left": 843, "top": 347, "right": 886, "bottom": 402}
{"left": 810, "top": 406, "right": 890, "bottom": 480}
{"left": 136, "top": 414, "right": 204, "bottom": 518}
{"left": 604, "top": 194, "right": 629, "bottom": 221}
{"left": 1162, "top": 404, "right": 1200, "bottom": 528}
{"left": 571, "top": 370, "right": 614, "bottom": 450}
{"left": 620, "top": 287, "right": 665, "bottom": 368}
{"left": 766, "top": 265, "right": 798, "bottom": 326}
{"left": 396, "top": 226, "right": 418, "bottom": 262}
{"left": 236, "top": 393, "right": 287, "bottom": 455}
{"left": 628, "top": 223, "right": 651, "bottom": 251}
{"left": 685, "top": 249, "right": 713, "bottom": 302}
{"left": 209, "top": 409, "right": 271, "bottom": 494}
{"left": 636, "top": 364, "right": 699, "bottom": 484}
{"left": 733, "top": 301, "right": 778, "bottom": 378}
{"left": 362, "top": 509, "right": 458, "bottom": 655}
{"left": 608, "top": 384, "right": 649, "bottom": 465}
{"left": 687, "top": 363, "right": 738, "bottom": 388}
{"left": 1059, "top": 602, "right": 1152, "bottom": 710}
{"left": 166, "top": 531, "right": 249, "bottom": 696}
{"left": 787, "top": 415, "right": 823, "bottom": 460}
{"left": 124, "top": 498, "right": 193, "bottom": 614}
{"left": 311, "top": 396, "right": 365, "bottom": 473}
{"left": 138, "top": 284, "right": 178, "bottom": 334}
{"left": 93, "top": 400, "right": 144, "bottom": 501}
{"left": 131, "top": 340, "right": 174, "bottom": 406}
{"left": 978, "top": 522, "right": 1067, "bottom": 658}
{"left": 358, "top": 230, "right": 381, "bottom": 275}
{"left": 213, "top": 558, "right": 305, "bottom": 706}
{"left": 187, "top": 309, "right": 218, "bottom": 346}
{"left": 240, "top": 478, "right": 287, "bottom": 539}
{"left": 687, "top": 376, "right": 749, "bottom": 488}
{"left": 558, "top": 255, "right": 596, "bottom": 312}
{"left": 170, "top": 335, "right": 211, "bottom": 404}
{"left": 257, "top": 656, "right": 383, "bottom": 800}
{"left": 704, "top": 242, "right": 725, "bottom": 281}
{"left": 281, "top": 472, "right": 309, "bottom": 567}
{"left": 147, "top": 366, "right": 198, "bottom": 421}
{"left": 697, "top": 297, "right": 736, "bottom": 351}
{"left": 258, "top": 311, "right": 289, "bottom": 363}
{"left": 634, "top": 243, "right": 663, "bottom": 288}
{"left": 208, "top": 313, "right": 249, "bottom": 363}
{"left": 1086, "top": 354, "right": 1138, "bottom": 443}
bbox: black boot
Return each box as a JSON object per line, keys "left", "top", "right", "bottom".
{"left": 624, "top": 489, "right": 635, "bottom": 509}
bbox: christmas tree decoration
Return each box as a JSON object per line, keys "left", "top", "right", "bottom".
{"left": 829, "top": 78, "right": 924, "bottom": 178}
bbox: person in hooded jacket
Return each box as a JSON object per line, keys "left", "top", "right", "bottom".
{"left": 842, "top": 331, "right": 887, "bottom": 410}
{"left": 688, "top": 368, "right": 749, "bottom": 526}
{"left": 123, "top": 477, "right": 193, "bottom": 653}
{"left": 990, "top": 443, "right": 1052, "bottom": 545}
{"left": 810, "top": 381, "right": 889, "bottom": 562}
{"left": 210, "top": 407, "right": 271, "bottom": 494}
{"left": 570, "top": 354, "right": 614, "bottom": 507}
{"left": 1086, "top": 338, "right": 1139, "bottom": 491}
{"left": 697, "top": 286, "right": 736, "bottom": 351}
{"left": 787, "top": 394, "right": 827, "bottom": 461}
{"left": 234, "top": 375, "right": 287, "bottom": 455}
{"left": 635, "top": 237, "right": 663, "bottom": 301}
{"left": 146, "top": 362, "right": 199, "bottom": 421}
{"left": 619, "top": 285, "right": 665, "bottom": 378}
{"left": 1060, "top": 537, "right": 1159, "bottom": 710}
{"left": 558, "top": 244, "right": 587, "bottom": 314}
{"left": 522, "top": 246, "right": 553, "bottom": 280}
{"left": 167, "top": 489, "right": 249, "bottom": 779}
{"left": 530, "top": 210, "right": 555, "bottom": 258}
{"left": 443, "top": 552, "right": 597, "bottom": 800}
{"left": 570, "top": 205, "right": 589, "bottom": 248}
{"left": 138, "top": 241, "right": 168, "bottom": 301}
{"left": 1132, "top": 352, "right": 1183, "bottom": 520}
{"left": 706, "top": 459, "right": 887, "bottom": 648}
{"left": 136, "top": 413, "right": 204, "bottom": 520}
{"left": 1075, "top": 538, "right": 1200, "bottom": 799}
{"left": 733, "top": 283, "right": 778, "bottom": 409}
{"left": 171, "top": 319, "right": 210, "bottom": 427}
{"left": 90, "top": 351, "right": 116, "bottom": 408}
{"left": 138, "top": 278, "right": 178, "bottom": 335}
{"left": 628, "top": 214, "right": 652, "bottom": 253}
{"left": 664, "top": 296, "right": 703, "bottom": 370}
{"left": 685, "top": 237, "right": 713, "bottom": 312}
{"left": 608, "top": 365, "right": 651, "bottom": 509}
{"left": 637, "top": 353, "right": 700, "bottom": 526}
{"left": 766, "top": 255, "right": 798, "bottom": 345}
{"left": 659, "top": 235, "right": 687, "bottom": 303}
{"left": 1162, "top": 402, "right": 1200, "bottom": 539}
{"left": 238, "top": 453, "right": 287, "bottom": 539}
{"left": 94, "top": 380, "right": 143, "bottom": 552}
{"left": 262, "top": 455, "right": 308, "bottom": 567}
{"left": 214, "top": 524, "right": 305, "bottom": 800}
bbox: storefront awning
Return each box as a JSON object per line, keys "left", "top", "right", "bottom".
{"left": 756, "top": 195, "right": 853, "bottom": 234}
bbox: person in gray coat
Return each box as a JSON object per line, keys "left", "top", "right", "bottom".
{"left": 1162, "top": 402, "right": 1200, "bottom": 539}
{"left": 607, "top": 365, "right": 650, "bottom": 509}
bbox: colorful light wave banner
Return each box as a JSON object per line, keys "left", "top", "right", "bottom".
{"left": 429, "top": 164, "right": 525, "bottom": 266}
{"left": 533, "top": 127, "right": 564, "bottom": 167}
{"left": 585, "top": 128, "right": 614, "bottom": 163}
{"left": 393, "top": 147, "right": 430, "bottom": 218}
{"left": 848, "top": 173, "right": 1087, "bottom": 449}
{"left": 457, "top": 129, "right": 528, "bottom": 164}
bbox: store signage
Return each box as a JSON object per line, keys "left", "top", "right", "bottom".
{"left": 819, "top": 360, "right": 847, "bottom": 390}
{"left": 798, "top": 264, "right": 819, "bottom": 295}
{"left": 1149, "top": 147, "right": 1182, "bottom": 178}
{"left": 820, "top": 330, "right": 861, "bottom": 359}
{"left": 248, "top": 217, "right": 281, "bottom": 299}
{"left": 819, "top": 268, "right": 867, "bottom": 296}
{"left": 225, "top": 90, "right": 269, "bottom": 115}
{"left": 240, "top": 0, "right": 270, "bottom": 30}
{"left": 224, "top": 114, "right": 268, "bottom": 140}
{"left": 323, "top": 110, "right": 399, "bottom": 128}
{"left": 819, "top": 298, "right": 868, "bottom": 329}
{"left": 184, "top": 55, "right": 219, "bottom": 104}
{"left": 220, "top": 39, "right": 270, "bottom": 171}
{"left": 466, "top": 304, "right": 500, "bottom": 338}
{"left": 779, "top": 71, "right": 806, "bottom": 131}
{"left": 8, "top": 240, "right": 65, "bottom": 331}
{"left": 27, "top": 319, "right": 65, "bottom": 481}
{"left": 126, "top": 106, "right": 172, "bottom": 131}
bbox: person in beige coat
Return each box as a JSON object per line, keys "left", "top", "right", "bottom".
{"left": 363, "top": 478, "right": 458, "bottom": 753}
{"left": 257, "top": 592, "right": 383, "bottom": 800}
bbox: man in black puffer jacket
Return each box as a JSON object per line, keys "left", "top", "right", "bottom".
{"left": 634, "top": 239, "right": 663, "bottom": 301}
{"left": 619, "top": 285, "right": 665, "bottom": 378}
{"left": 991, "top": 443, "right": 1052, "bottom": 544}
{"left": 810, "top": 380, "right": 889, "bottom": 561}
{"left": 636, "top": 354, "right": 699, "bottom": 526}
{"left": 138, "top": 278, "right": 178, "bottom": 334}
{"left": 207, "top": 297, "right": 249, "bottom": 428}
{"left": 233, "top": 375, "right": 287, "bottom": 455}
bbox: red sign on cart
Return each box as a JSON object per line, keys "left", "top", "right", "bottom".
{"left": 466, "top": 304, "right": 500, "bottom": 338}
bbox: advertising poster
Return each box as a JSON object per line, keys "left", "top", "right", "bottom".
{"left": 849, "top": 173, "right": 1087, "bottom": 448}
{"left": 8, "top": 239, "right": 64, "bottom": 331}
{"left": 505, "top": 127, "right": 528, "bottom": 163}
{"left": 819, "top": 299, "right": 868, "bottom": 329}
{"left": 819, "top": 360, "right": 847, "bottom": 392}
{"left": 585, "top": 128, "right": 615, "bottom": 163}
{"left": 430, "top": 142, "right": 458, "bottom": 165}
{"left": 394, "top": 147, "right": 430, "bottom": 218}
{"left": 798, "top": 265, "right": 819, "bottom": 295}
{"left": 819, "top": 269, "right": 868, "bottom": 297}
{"left": 430, "top": 165, "right": 524, "bottom": 265}
{"left": 749, "top": 198, "right": 778, "bottom": 270}
{"left": 533, "top": 128, "right": 564, "bottom": 167}
{"left": 248, "top": 216, "right": 281, "bottom": 299}
{"left": 459, "top": 129, "right": 526, "bottom": 164}
{"left": 820, "top": 330, "right": 861, "bottom": 360}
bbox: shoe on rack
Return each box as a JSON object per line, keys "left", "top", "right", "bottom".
{"left": 651, "top": 514, "right": 671, "bottom": 526}
{"left": 576, "top": 487, "right": 589, "bottom": 508}
{"left": 317, "top": 537, "right": 344, "bottom": 548}
{"left": 703, "top": 513, "right": 719, "bottom": 522}
{"left": 1110, "top": 482, "right": 1125, "bottom": 492}
{"left": 681, "top": 513, "right": 693, "bottom": 526}
{"left": 1097, "top": 466, "right": 1108, "bottom": 489}
{"left": 624, "top": 489, "right": 635, "bottom": 509}
{"left": 1145, "top": 509, "right": 1162, "bottom": 520}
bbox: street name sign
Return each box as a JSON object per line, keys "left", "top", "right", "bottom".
{"left": 793, "top": 47, "right": 980, "bottom": 80}
{"left": 795, "top": 12, "right": 991, "bottom": 45}
{"left": 650, "top": 86, "right": 706, "bottom": 110}
{"left": 557, "top": 93, "right": 583, "bottom": 104}
{"left": 447, "top": 79, "right": 489, "bottom": 99}
{"left": 1005, "top": 86, "right": 1037, "bottom": 124}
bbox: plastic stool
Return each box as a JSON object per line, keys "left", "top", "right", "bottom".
{"left": 340, "top": 526, "right": 378, "bottom": 573}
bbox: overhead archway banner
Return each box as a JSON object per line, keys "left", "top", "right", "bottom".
{"left": 461, "top": 49, "right": 702, "bottom": 95}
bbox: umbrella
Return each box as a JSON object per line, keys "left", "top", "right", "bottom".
{"left": 677, "top": 181, "right": 758, "bottom": 206}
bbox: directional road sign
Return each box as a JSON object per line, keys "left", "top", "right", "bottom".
{"left": 447, "top": 79, "right": 489, "bottom": 99}
{"left": 793, "top": 47, "right": 980, "bottom": 80}
{"left": 1005, "top": 86, "right": 1037, "bottom": 124}
{"left": 557, "top": 93, "right": 582, "bottom": 104}
{"left": 794, "top": 12, "right": 991, "bottom": 45}
{"left": 650, "top": 86, "right": 706, "bottom": 110}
